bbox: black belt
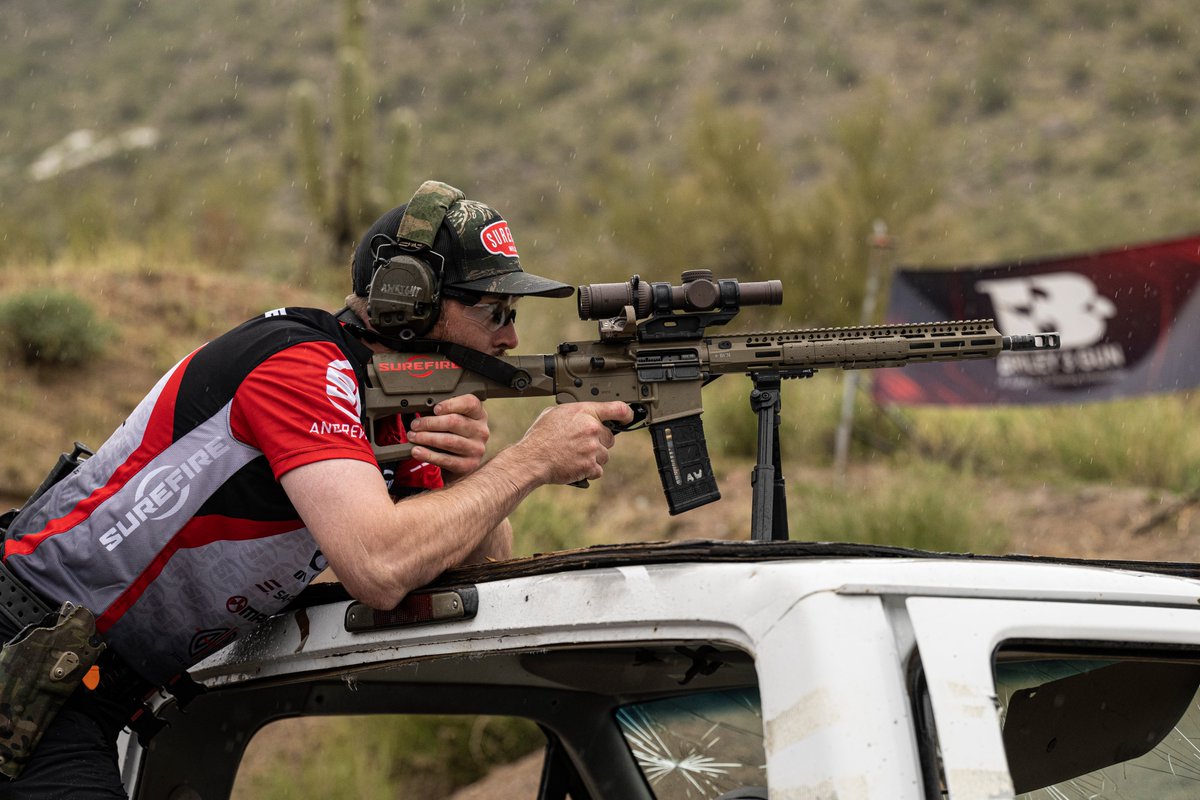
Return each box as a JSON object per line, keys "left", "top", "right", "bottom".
{"left": 0, "top": 553, "right": 54, "bottom": 630}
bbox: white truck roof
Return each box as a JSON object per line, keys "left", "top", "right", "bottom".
{"left": 121, "top": 541, "right": 1200, "bottom": 800}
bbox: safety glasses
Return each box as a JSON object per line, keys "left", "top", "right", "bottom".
{"left": 460, "top": 297, "right": 519, "bottom": 331}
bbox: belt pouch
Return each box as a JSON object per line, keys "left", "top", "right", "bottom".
{"left": 0, "top": 603, "right": 106, "bottom": 780}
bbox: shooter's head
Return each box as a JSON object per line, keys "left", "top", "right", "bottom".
{"left": 349, "top": 181, "right": 572, "bottom": 343}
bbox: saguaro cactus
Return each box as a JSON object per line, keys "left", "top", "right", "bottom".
{"left": 291, "top": 0, "right": 415, "bottom": 252}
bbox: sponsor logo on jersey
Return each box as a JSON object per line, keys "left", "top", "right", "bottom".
{"left": 255, "top": 578, "right": 294, "bottom": 604}
{"left": 189, "top": 627, "right": 236, "bottom": 658}
{"left": 226, "top": 595, "right": 271, "bottom": 624}
{"left": 326, "top": 359, "right": 361, "bottom": 423}
{"left": 480, "top": 220, "right": 519, "bottom": 258}
{"left": 293, "top": 551, "right": 329, "bottom": 584}
{"left": 99, "top": 436, "right": 232, "bottom": 552}
{"left": 308, "top": 420, "right": 367, "bottom": 438}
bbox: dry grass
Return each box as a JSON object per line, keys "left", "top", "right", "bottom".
{"left": 0, "top": 249, "right": 337, "bottom": 496}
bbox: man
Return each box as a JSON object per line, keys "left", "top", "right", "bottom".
{"left": 0, "top": 180, "right": 632, "bottom": 797}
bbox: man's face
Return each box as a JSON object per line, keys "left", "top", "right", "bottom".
{"left": 430, "top": 294, "right": 520, "bottom": 355}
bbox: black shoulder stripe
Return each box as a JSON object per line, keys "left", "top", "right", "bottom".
{"left": 173, "top": 309, "right": 360, "bottom": 441}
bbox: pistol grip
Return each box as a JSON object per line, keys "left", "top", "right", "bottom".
{"left": 566, "top": 409, "right": 642, "bottom": 490}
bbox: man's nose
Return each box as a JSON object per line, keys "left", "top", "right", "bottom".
{"left": 495, "top": 322, "right": 518, "bottom": 351}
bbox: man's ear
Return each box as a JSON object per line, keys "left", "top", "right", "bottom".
{"left": 342, "top": 296, "right": 371, "bottom": 326}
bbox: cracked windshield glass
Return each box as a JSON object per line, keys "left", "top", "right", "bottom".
{"left": 616, "top": 688, "right": 766, "bottom": 799}
{"left": 995, "top": 655, "right": 1200, "bottom": 799}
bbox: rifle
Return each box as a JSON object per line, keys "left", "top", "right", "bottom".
{"left": 363, "top": 271, "right": 1059, "bottom": 541}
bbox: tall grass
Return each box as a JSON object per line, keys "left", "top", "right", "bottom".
{"left": 899, "top": 393, "right": 1200, "bottom": 492}
{"left": 702, "top": 368, "right": 1200, "bottom": 497}
{"left": 787, "top": 460, "right": 1009, "bottom": 554}
{"left": 508, "top": 489, "right": 592, "bottom": 557}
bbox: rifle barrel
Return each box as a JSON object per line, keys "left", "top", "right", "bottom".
{"left": 1003, "top": 333, "right": 1061, "bottom": 351}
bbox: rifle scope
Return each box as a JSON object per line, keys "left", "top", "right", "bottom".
{"left": 577, "top": 270, "right": 783, "bottom": 321}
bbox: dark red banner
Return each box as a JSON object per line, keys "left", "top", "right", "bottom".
{"left": 873, "top": 235, "right": 1200, "bottom": 404}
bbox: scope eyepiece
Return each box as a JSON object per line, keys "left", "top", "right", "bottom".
{"left": 577, "top": 271, "right": 783, "bottom": 321}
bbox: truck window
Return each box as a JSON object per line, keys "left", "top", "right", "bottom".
{"left": 134, "top": 641, "right": 761, "bottom": 799}
{"left": 616, "top": 687, "right": 766, "bottom": 800}
{"left": 994, "top": 651, "right": 1200, "bottom": 798}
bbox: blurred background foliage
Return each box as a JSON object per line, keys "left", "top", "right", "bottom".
{"left": 3, "top": 0, "right": 1198, "bottom": 305}
{"left": 4, "top": 0, "right": 1200, "bottom": 793}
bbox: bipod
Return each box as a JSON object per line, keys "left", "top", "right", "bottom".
{"left": 750, "top": 370, "right": 810, "bottom": 542}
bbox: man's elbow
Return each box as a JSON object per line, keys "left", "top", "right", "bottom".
{"left": 485, "top": 519, "right": 514, "bottom": 562}
{"left": 344, "top": 579, "right": 414, "bottom": 611}
{"left": 335, "top": 562, "right": 416, "bottom": 611}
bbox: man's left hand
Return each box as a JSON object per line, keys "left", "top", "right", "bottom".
{"left": 406, "top": 394, "right": 490, "bottom": 476}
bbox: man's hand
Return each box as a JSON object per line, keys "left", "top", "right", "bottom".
{"left": 509, "top": 401, "right": 635, "bottom": 485}
{"left": 406, "top": 394, "right": 490, "bottom": 477}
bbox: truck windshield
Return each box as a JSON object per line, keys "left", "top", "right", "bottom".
{"left": 995, "top": 653, "right": 1200, "bottom": 799}
{"left": 615, "top": 687, "right": 766, "bottom": 800}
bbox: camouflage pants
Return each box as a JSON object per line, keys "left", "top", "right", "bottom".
{"left": 0, "top": 706, "right": 127, "bottom": 799}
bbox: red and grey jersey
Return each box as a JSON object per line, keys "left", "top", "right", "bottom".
{"left": 2, "top": 307, "right": 440, "bottom": 685}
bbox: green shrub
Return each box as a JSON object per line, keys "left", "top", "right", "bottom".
{"left": 509, "top": 488, "right": 592, "bottom": 556}
{"left": 1137, "top": 16, "right": 1185, "bottom": 49}
{"left": 1107, "top": 73, "right": 1159, "bottom": 119}
{"left": 975, "top": 39, "right": 1019, "bottom": 115}
{"left": 814, "top": 42, "right": 861, "bottom": 89}
{"left": 244, "top": 714, "right": 543, "bottom": 799}
{"left": 0, "top": 289, "right": 115, "bottom": 366}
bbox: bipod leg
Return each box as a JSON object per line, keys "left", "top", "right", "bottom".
{"left": 750, "top": 372, "right": 788, "bottom": 542}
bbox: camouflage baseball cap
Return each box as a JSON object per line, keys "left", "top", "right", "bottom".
{"left": 351, "top": 181, "right": 573, "bottom": 300}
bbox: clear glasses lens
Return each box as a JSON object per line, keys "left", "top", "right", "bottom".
{"left": 462, "top": 299, "right": 518, "bottom": 331}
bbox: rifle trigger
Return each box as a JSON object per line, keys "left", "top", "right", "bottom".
{"left": 607, "top": 403, "right": 649, "bottom": 433}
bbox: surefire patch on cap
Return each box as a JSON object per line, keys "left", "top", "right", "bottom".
{"left": 480, "top": 220, "right": 518, "bottom": 258}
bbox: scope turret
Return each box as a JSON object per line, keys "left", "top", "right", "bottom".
{"left": 577, "top": 270, "right": 783, "bottom": 321}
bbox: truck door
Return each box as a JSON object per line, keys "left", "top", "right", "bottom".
{"left": 908, "top": 597, "right": 1200, "bottom": 800}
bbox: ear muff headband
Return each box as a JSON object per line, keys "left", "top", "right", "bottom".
{"left": 366, "top": 181, "right": 466, "bottom": 339}
{"left": 395, "top": 181, "right": 465, "bottom": 250}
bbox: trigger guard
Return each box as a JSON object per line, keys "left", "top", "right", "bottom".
{"left": 606, "top": 403, "right": 648, "bottom": 433}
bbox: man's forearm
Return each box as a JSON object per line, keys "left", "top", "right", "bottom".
{"left": 284, "top": 448, "right": 540, "bottom": 609}
{"left": 463, "top": 518, "right": 513, "bottom": 565}
{"left": 381, "top": 448, "right": 539, "bottom": 590}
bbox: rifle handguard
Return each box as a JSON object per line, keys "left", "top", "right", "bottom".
{"left": 649, "top": 414, "right": 721, "bottom": 515}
